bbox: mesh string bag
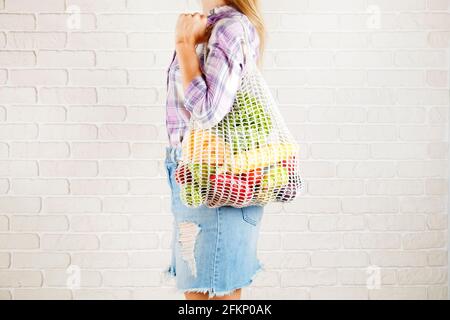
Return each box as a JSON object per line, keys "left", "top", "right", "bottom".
{"left": 175, "top": 17, "right": 304, "bottom": 208}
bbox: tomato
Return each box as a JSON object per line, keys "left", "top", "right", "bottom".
{"left": 175, "top": 163, "right": 193, "bottom": 185}
{"left": 240, "top": 167, "right": 264, "bottom": 188}
{"left": 208, "top": 173, "right": 253, "bottom": 206}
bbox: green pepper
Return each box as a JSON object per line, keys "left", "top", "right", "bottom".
{"left": 216, "top": 91, "right": 273, "bottom": 154}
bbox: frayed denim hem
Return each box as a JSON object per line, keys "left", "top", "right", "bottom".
{"left": 183, "top": 287, "right": 240, "bottom": 298}
{"left": 164, "top": 260, "right": 265, "bottom": 299}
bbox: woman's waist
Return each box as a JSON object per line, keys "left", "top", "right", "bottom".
{"left": 165, "top": 145, "right": 182, "bottom": 164}
{"left": 166, "top": 125, "right": 188, "bottom": 157}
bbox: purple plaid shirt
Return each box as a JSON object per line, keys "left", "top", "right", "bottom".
{"left": 165, "top": 4, "right": 259, "bottom": 147}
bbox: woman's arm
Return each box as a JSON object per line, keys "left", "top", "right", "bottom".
{"left": 174, "top": 13, "right": 209, "bottom": 92}
{"left": 179, "top": 19, "right": 246, "bottom": 129}
{"left": 176, "top": 42, "right": 203, "bottom": 92}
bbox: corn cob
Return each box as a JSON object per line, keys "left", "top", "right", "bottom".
{"left": 227, "top": 143, "right": 299, "bottom": 174}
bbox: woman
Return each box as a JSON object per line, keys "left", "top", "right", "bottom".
{"left": 164, "top": 0, "right": 266, "bottom": 300}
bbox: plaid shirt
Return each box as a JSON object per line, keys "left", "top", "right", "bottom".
{"left": 165, "top": 4, "right": 259, "bottom": 147}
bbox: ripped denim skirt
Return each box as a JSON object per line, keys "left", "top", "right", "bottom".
{"left": 163, "top": 145, "right": 264, "bottom": 298}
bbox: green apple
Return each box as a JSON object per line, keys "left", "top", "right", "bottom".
{"left": 180, "top": 183, "right": 203, "bottom": 207}
{"left": 188, "top": 163, "right": 217, "bottom": 186}
{"left": 261, "top": 167, "right": 289, "bottom": 190}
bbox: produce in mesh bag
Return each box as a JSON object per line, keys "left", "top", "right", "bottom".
{"left": 175, "top": 163, "right": 193, "bottom": 185}
{"left": 240, "top": 167, "right": 264, "bottom": 188}
{"left": 180, "top": 183, "right": 203, "bottom": 207}
{"left": 262, "top": 167, "right": 290, "bottom": 190}
{"left": 181, "top": 129, "right": 230, "bottom": 165}
{"left": 206, "top": 172, "right": 253, "bottom": 207}
{"left": 274, "top": 174, "right": 302, "bottom": 202}
{"left": 228, "top": 143, "right": 298, "bottom": 174}
{"left": 175, "top": 17, "right": 303, "bottom": 208}
{"left": 218, "top": 91, "right": 273, "bottom": 153}
{"left": 252, "top": 166, "right": 289, "bottom": 202}
{"left": 272, "top": 156, "right": 302, "bottom": 202}
{"left": 188, "top": 163, "right": 217, "bottom": 186}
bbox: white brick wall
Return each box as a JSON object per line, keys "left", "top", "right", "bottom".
{"left": 0, "top": 0, "right": 448, "bottom": 300}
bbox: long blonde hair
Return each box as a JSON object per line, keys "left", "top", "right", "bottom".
{"left": 226, "top": 0, "right": 266, "bottom": 67}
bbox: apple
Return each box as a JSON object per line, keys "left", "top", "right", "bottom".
{"left": 240, "top": 167, "right": 264, "bottom": 188}
{"left": 174, "top": 163, "right": 193, "bottom": 185}
{"left": 261, "top": 167, "right": 289, "bottom": 190}
{"left": 188, "top": 163, "right": 216, "bottom": 186}
{"left": 180, "top": 183, "right": 203, "bottom": 207}
{"left": 207, "top": 173, "right": 253, "bottom": 207}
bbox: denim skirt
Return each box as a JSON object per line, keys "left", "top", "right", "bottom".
{"left": 164, "top": 145, "right": 264, "bottom": 298}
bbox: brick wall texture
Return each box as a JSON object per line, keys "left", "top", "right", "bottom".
{"left": 0, "top": 0, "right": 448, "bottom": 299}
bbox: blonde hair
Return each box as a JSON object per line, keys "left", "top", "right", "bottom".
{"left": 226, "top": 0, "right": 266, "bottom": 67}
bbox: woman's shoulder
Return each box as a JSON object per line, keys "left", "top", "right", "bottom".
{"left": 209, "top": 13, "right": 259, "bottom": 53}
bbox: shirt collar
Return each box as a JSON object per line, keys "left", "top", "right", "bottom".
{"left": 208, "top": 4, "right": 236, "bottom": 17}
{"left": 207, "top": 4, "right": 238, "bottom": 25}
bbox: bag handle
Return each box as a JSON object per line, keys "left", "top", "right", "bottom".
{"left": 202, "top": 16, "right": 253, "bottom": 67}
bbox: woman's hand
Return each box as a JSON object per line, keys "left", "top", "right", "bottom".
{"left": 175, "top": 12, "right": 209, "bottom": 46}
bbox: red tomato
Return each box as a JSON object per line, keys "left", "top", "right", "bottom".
{"left": 241, "top": 168, "right": 264, "bottom": 188}
{"left": 209, "top": 173, "right": 253, "bottom": 206}
{"left": 175, "top": 164, "right": 192, "bottom": 185}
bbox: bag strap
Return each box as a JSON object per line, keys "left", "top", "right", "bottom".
{"left": 202, "top": 16, "right": 253, "bottom": 67}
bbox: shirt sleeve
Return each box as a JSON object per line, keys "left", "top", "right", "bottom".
{"left": 183, "top": 18, "right": 246, "bottom": 129}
